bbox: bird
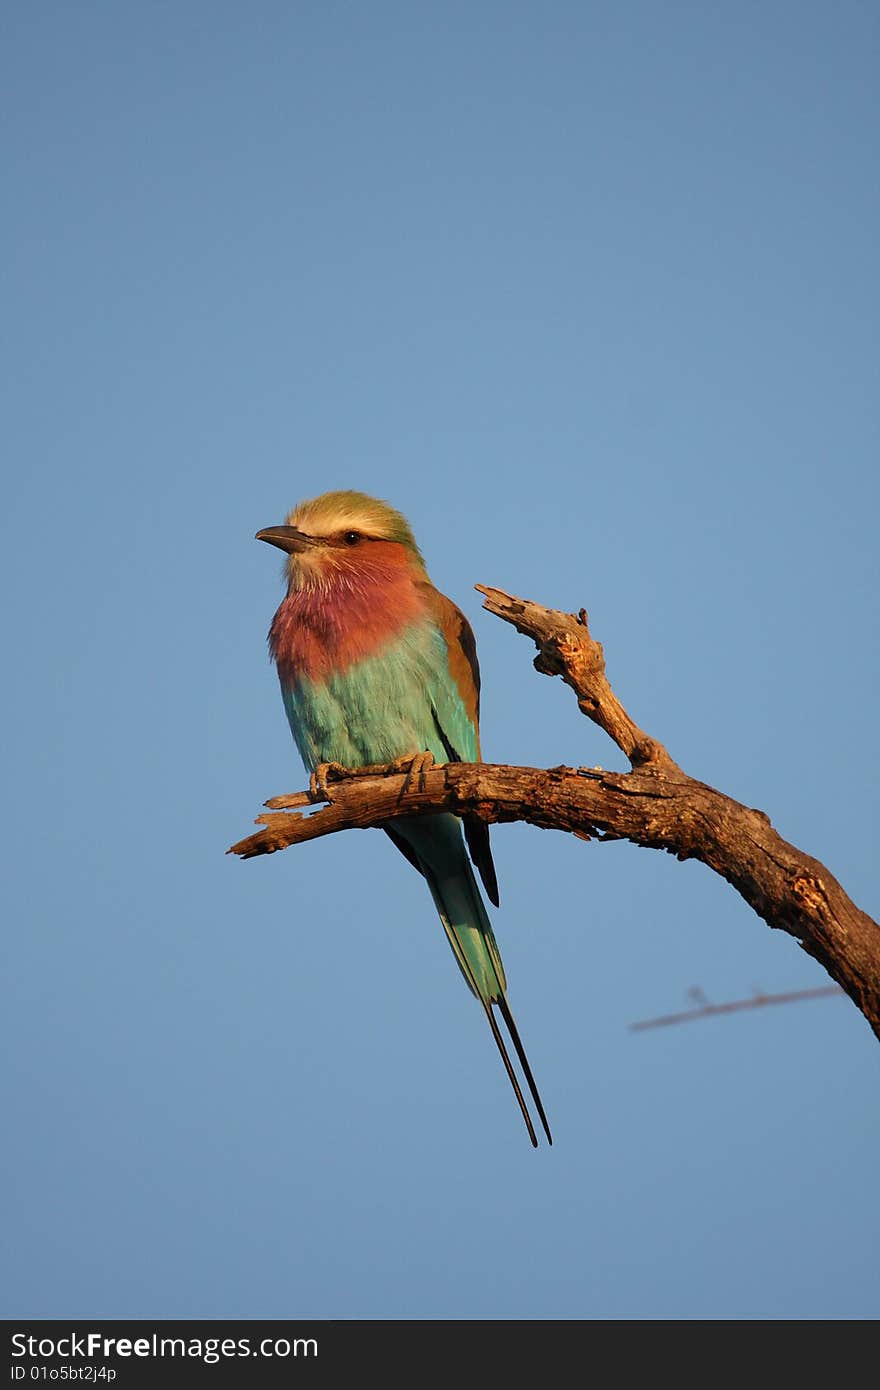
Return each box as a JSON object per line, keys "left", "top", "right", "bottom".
{"left": 256, "top": 489, "right": 551, "bottom": 1146}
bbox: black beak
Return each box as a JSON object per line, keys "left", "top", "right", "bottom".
{"left": 255, "top": 525, "right": 319, "bottom": 554}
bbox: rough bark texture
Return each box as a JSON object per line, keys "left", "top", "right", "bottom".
{"left": 230, "top": 585, "right": 880, "bottom": 1042}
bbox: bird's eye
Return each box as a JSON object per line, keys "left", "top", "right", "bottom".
{"left": 343, "top": 531, "right": 360, "bottom": 545}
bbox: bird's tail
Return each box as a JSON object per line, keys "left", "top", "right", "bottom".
{"left": 399, "top": 814, "right": 551, "bottom": 1147}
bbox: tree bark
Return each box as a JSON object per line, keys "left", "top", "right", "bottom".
{"left": 229, "top": 585, "right": 880, "bottom": 1042}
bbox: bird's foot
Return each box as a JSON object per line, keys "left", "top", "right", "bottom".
{"left": 309, "top": 761, "right": 350, "bottom": 802}
{"left": 391, "top": 749, "right": 435, "bottom": 795}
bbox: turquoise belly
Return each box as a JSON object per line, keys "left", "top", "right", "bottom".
{"left": 280, "top": 621, "right": 468, "bottom": 772}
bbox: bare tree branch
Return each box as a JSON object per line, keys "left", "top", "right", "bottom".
{"left": 230, "top": 586, "right": 880, "bottom": 1042}
{"left": 630, "top": 985, "right": 845, "bottom": 1032}
{"left": 475, "top": 584, "right": 680, "bottom": 773}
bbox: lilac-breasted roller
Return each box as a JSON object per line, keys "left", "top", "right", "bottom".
{"left": 257, "top": 490, "right": 551, "bottom": 1146}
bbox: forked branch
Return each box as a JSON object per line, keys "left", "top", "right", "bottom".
{"left": 230, "top": 586, "right": 880, "bottom": 1040}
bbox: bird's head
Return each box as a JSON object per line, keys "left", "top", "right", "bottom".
{"left": 256, "top": 490, "right": 426, "bottom": 592}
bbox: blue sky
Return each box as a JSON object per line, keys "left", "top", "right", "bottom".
{"left": 3, "top": 2, "right": 878, "bottom": 1319}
